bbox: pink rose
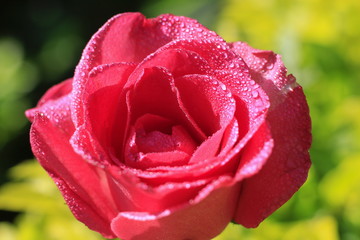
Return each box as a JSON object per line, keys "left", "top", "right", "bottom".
{"left": 26, "top": 13, "right": 311, "bottom": 240}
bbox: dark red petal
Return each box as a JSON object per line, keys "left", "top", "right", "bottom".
{"left": 128, "top": 151, "right": 191, "bottom": 170}
{"left": 134, "top": 126, "right": 197, "bottom": 155}
{"left": 110, "top": 177, "right": 239, "bottom": 240}
{"left": 135, "top": 130, "right": 179, "bottom": 154}
{"left": 30, "top": 114, "right": 117, "bottom": 238}
{"left": 133, "top": 114, "right": 174, "bottom": 134}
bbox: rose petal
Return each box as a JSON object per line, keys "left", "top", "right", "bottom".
{"left": 128, "top": 66, "right": 207, "bottom": 142}
{"left": 175, "top": 74, "right": 236, "bottom": 136}
{"left": 80, "top": 63, "right": 136, "bottom": 164}
{"left": 127, "top": 47, "right": 212, "bottom": 88}
{"left": 80, "top": 13, "right": 219, "bottom": 67}
{"left": 138, "top": 38, "right": 270, "bottom": 138}
{"left": 25, "top": 78, "right": 72, "bottom": 122}
{"left": 26, "top": 94, "right": 74, "bottom": 137}
{"left": 133, "top": 114, "right": 174, "bottom": 134}
{"left": 30, "top": 113, "right": 117, "bottom": 238}
{"left": 133, "top": 124, "right": 197, "bottom": 156}
{"left": 235, "top": 122, "right": 274, "bottom": 180}
{"left": 72, "top": 13, "right": 219, "bottom": 127}
{"left": 229, "top": 41, "right": 311, "bottom": 227}
{"left": 234, "top": 86, "right": 311, "bottom": 227}
{"left": 110, "top": 177, "right": 239, "bottom": 240}
{"left": 133, "top": 119, "right": 239, "bottom": 181}
{"left": 106, "top": 166, "right": 213, "bottom": 213}
{"left": 127, "top": 151, "right": 191, "bottom": 170}
{"left": 229, "top": 41, "right": 297, "bottom": 107}
{"left": 38, "top": 78, "right": 72, "bottom": 105}
{"left": 124, "top": 95, "right": 267, "bottom": 184}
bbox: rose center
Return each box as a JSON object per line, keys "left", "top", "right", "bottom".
{"left": 123, "top": 114, "right": 198, "bottom": 169}
{"left": 135, "top": 125, "right": 196, "bottom": 155}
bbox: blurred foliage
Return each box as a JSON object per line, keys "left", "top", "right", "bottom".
{"left": 0, "top": 160, "right": 104, "bottom": 240}
{"left": 0, "top": 0, "right": 360, "bottom": 239}
{"left": 0, "top": 38, "right": 37, "bottom": 147}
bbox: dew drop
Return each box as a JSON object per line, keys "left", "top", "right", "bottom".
{"left": 252, "top": 90, "right": 259, "bottom": 98}
{"left": 220, "top": 82, "right": 227, "bottom": 91}
{"left": 265, "top": 62, "right": 274, "bottom": 70}
{"left": 255, "top": 98, "right": 264, "bottom": 107}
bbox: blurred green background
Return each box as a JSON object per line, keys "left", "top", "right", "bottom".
{"left": 1, "top": 0, "right": 359, "bottom": 239}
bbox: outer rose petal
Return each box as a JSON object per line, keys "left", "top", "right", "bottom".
{"left": 111, "top": 177, "right": 240, "bottom": 240}
{"left": 230, "top": 42, "right": 311, "bottom": 227}
{"left": 106, "top": 168, "right": 213, "bottom": 213}
{"left": 25, "top": 78, "right": 72, "bottom": 122}
{"left": 28, "top": 94, "right": 118, "bottom": 237}
{"left": 73, "top": 13, "right": 219, "bottom": 127}
{"left": 30, "top": 114, "right": 117, "bottom": 238}
{"left": 234, "top": 87, "right": 311, "bottom": 227}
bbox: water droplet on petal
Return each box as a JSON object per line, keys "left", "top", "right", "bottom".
{"left": 220, "top": 82, "right": 227, "bottom": 91}
{"left": 265, "top": 62, "right": 274, "bottom": 70}
{"left": 255, "top": 98, "right": 264, "bottom": 107}
{"left": 252, "top": 90, "right": 259, "bottom": 98}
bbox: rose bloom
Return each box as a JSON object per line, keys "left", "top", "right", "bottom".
{"left": 26, "top": 13, "right": 311, "bottom": 240}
